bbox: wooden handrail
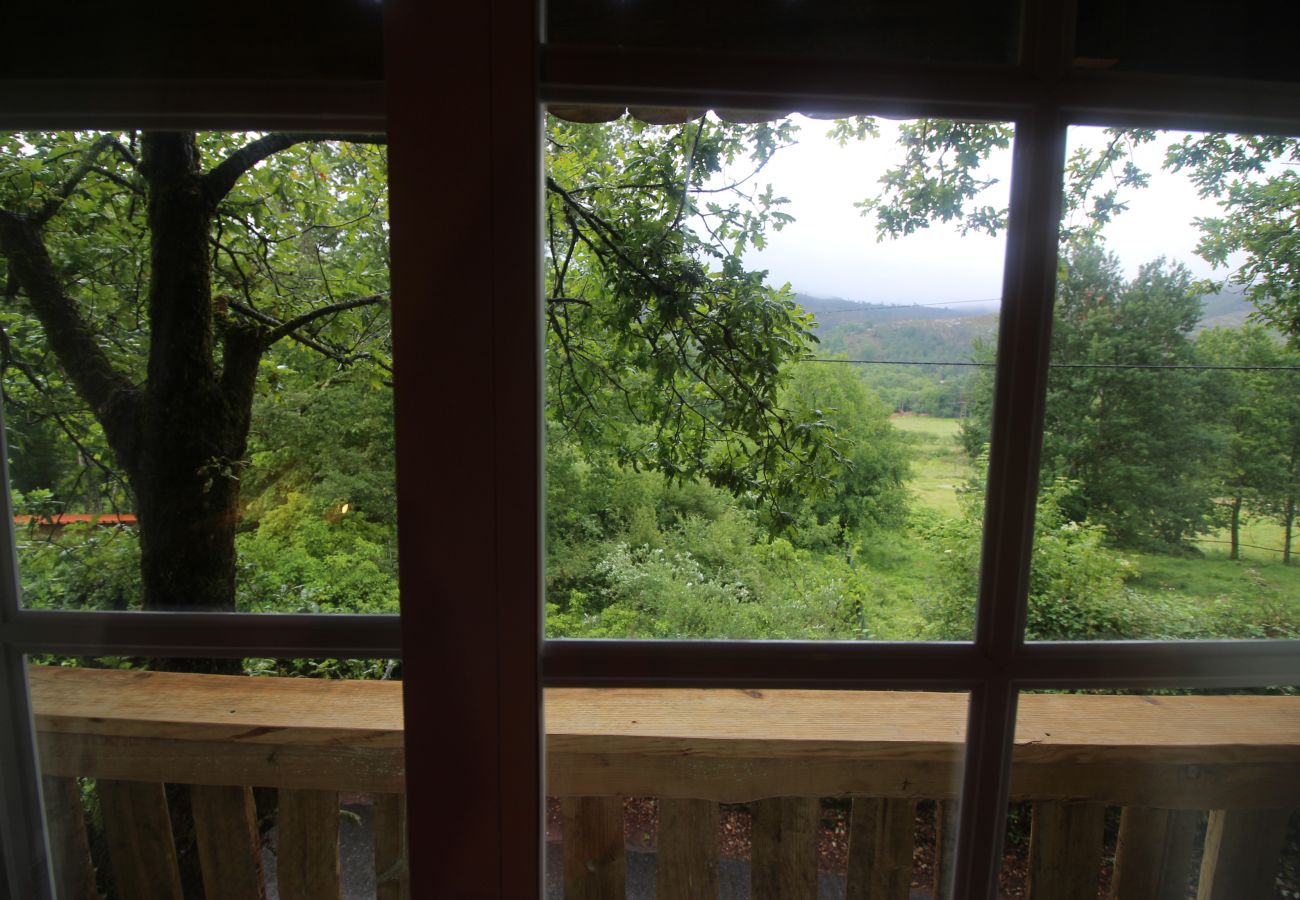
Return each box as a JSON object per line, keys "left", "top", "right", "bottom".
{"left": 26, "top": 665, "right": 1300, "bottom": 900}
{"left": 30, "top": 666, "right": 1300, "bottom": 807}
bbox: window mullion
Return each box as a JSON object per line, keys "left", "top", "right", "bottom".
{"left": 954, "top": 107, "right": 1068, "bottom": 899}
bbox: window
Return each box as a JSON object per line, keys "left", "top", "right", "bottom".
{"left": 2, "top": 3, "right": 1299, "bottom": 899}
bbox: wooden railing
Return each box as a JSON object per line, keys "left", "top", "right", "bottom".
{"left": 28, "top": 666, "right": 1300, "bottom": 899}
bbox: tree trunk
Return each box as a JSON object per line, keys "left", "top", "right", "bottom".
{"left": 1229, "top": 495, "right": 1242, "bottom": 561}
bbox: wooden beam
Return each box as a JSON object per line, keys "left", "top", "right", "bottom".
{"left": 1110, "top": 807, "right": 1198, "bottom": 900}
{"left": 845, "top": 797, "right": 915, "bottom": 900}
{"left": 40, "top": 775, "right": 97, "bottom": 900}
{"left": 97, "top": 779, "right": 183, "bottom": 900}
{"left": 276, "top": 789, "right": 340, "bottom": 900}
{"left": 1196, "top": 808, "right": 1292, "bottom": 900}
{"left": 933, "top": 799, "right": 958, "bottom": 899}
{"left": 1027, "top": 801, "right": 1105, "bottom": 900}
{"left": 561, "top": 797, "right": 624, "bottom": 900}
{"left": 191, "top": 784, "right": 266, "bottom": 900}
{"left": 373, "top": 793, "right": 409, "bottom": 900}
{"left": 657, "top": 798, "right": 719, "bottom": 899}
{"left": 751, "top": 797, "right": 818, "bottom": 900}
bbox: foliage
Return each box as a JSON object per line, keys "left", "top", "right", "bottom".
{"left": 14, "top": 519, "right": 142, "bottom": 612}
{"left": 545, "top": 115, "right": 840, "bottom": 523}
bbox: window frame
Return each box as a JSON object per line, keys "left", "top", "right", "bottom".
{"left": 0, "top": 2, "right": 1297, "bottom": 899}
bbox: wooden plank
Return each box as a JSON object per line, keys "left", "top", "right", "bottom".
{"left": 1110, "top": 807, "right": 1198, "bottom": 900}
{"left": 657, "top": 798, "right": 718, "bottom": 900}
{"left": 373, "top": 793, "right": 410, "bottom": 900}
{"left": 1027, "top": 801, "right": 1105, "bottom": 900}
{"left": 751, "top": 797, "right": 818, "bottom": 900}
{"left": 1196, "top": 807, "right": 1292, "bottom": 900}
{"left": 277, "top": 789, "right": 340, "bottom": 900}
{"left": 845, "top": 797, "right": 915, "bottom": 900}
{"left": 40, "top": 775, "right": 97, "bottom": 900}
{"left": 191, "top": 784, "right": 266, "bottom": 900}
{"left": 561, "top": 796, "right": 625, "bottom": 900}
{"left": 97, "top": 779, "right": 183, "bottom": 900}
{"left": 933, "top": 799, "right": 958, "bottom": 900}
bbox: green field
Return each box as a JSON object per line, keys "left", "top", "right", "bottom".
{"left": 890, "top": 415, "right": 970, "bottom": 517}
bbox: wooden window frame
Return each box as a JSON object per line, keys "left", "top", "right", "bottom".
{"left": 0, "top": 1, "right": 1298, "bottom": 897}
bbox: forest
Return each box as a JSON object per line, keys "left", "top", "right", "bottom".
{"left": 2, "top": 118, "right": 1298, "bottom": 654}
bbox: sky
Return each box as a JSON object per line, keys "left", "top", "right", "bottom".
{"left": 728, "top": 117, "right": 1237, "bottom": 306}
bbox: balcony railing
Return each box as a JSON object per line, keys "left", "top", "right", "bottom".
{"left": 28, "top": 665, "right": 1300, "bottom": 899}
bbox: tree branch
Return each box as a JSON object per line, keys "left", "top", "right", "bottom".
{"left": 264, "top": 294, "right": 388, "bottom": 345}
{"left": 0, "top": 209, "right": 139, "bottom": 461}
{"left": 32, "top": 134, "right": 118, "bottom": 227}
{"left": 203, "top": 133, "right": 387, "bottom": 205}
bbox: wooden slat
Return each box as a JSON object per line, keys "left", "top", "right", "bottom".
{"left": 751, "top": 797, "right": 818, "bottom": 900}
{"left": 1110, "top": 807, "right": 1198, "bottom": 900}
{"left": 657, "top": 798, "right": 719, "bottom": 899}
{"left": 191, "top": 784, "right": 266, "bottom": 900}
{"left": 846, "top": 797, "right": 915, "bottom": 900}
{"left": 561, "top": 796, "right": 625, "bottom": 900}
{"left": 97, "top": 779, "right": 183, "bottom": 900}
{"left": 1196, "top": 808, "right": 1292, "bottom": 899}
{"left": 933, "top": 799, "right": 958, "bottom": 900}
{"left": 1027, "top": 801, "right": 1105, "bottom": 900}
{"left": 374, "top": 793, "right": 410, "bottom": 900}
{"left": 40, "top": 775, "right": 97, "bottom": 900}
{"left": 277, "top": 789, "right": 340, "bottom": 900}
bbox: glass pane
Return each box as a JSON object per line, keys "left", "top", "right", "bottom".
{"left": 1003, "top": 687, "right": 1300, "bottom": 898}
{"left": 545, "top": 687, "right": 967, "bottom": 899}
{"left": 543, "top": 111, "right": 1011, "bottom": 640}
{"left": 2, "top": 131, "right": 396, "bottom": 615}
{"left": 1021, "top": 126, "right": 1300, "bottom": 641}
{"left": 1074, "top": 1, "right": 1297, "bottom": 83}
{"left": 25, "top": 654, "right": 404, "bottom": 899}
{"left": 547, "top": 0, "right": 1021, "bottom": 66}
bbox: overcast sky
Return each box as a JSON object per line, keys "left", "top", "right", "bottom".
{"left": 731, "top": 117, "right": 1235, "bottom": 306}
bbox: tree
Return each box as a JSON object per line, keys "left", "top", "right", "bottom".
{"left": 1194, "top": 326, "right": 1288, "bottom": 559}
{"left": 544, "top": 115, "right": 842, "bottom": 526}
{"left": 0, "top": 131, "right": 391, "bottom": 612}
{"left": 1166, "top": 134, "right": 1300, "bottom": 341}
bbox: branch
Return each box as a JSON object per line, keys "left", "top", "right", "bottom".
{"left": 264, "top": 294, "right": 388, "bottom": 345}
{"left": 203, "top": 133, "right": 387, "bottom": 205}
{"left": 32, "top": 134, "right": 118, "bottom": 227}
{"left": 0, "top": 209, "right": 139, "bottom": 459}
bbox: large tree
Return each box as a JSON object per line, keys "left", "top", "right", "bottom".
{"left": 0, "top": 131, "right": 391, "bottom": 612}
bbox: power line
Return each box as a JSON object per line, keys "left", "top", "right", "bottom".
{"left": 806, "top": 358, "right": 1300, "bottom": 372}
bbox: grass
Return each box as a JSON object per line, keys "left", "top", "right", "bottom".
{"left": 890, "top": 415, "right": 970, "bottom": 518}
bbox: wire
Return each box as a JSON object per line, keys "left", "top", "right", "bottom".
{"left": 806, "top": 359, "right": 1300, "bottom": 372}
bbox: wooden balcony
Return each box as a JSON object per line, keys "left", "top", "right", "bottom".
{"left": 28, "top": 665, "right": 1300, "bottom": 899}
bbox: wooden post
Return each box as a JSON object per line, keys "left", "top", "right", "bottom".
{"left": 1196, "top": 808, "right": 1291, "bottom": 900}
{"left": 933, "top": 799, "right": 958, "bottom": 899}
{"left": 751, "top": 797, "right": 818, "bottom": 900}
{"left": 191, "top": 784, "right": 266, "bottom": 900}
{"left": 1027, "top": 801, "right": 1105, "bottom": 900}
{"left": 1110, "top": 807, "right": 1198, "bottom": 900}
{"left": 658, "top": 798, "right": 719, "bottom": 900}
{"left": 846, "top": 797, "right": 916, "bottom": 900}
{"left": 277, "top": 789, "right": 340, "bottom": 900}
{"left": 374, "top": 793, "right": 410, "bottom": 900}
{"left": 97, "top": 779, "right": 183, "bottom": 900}
{"left": 40, "top": 775, "right": 97, "bottom": 900}
{"left": 561, "top": 796, "right": 625, "bottom": 900}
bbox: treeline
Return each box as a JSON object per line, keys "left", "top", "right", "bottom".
{"left": 957, "top": 247, "right": 1300, "bottom": 559}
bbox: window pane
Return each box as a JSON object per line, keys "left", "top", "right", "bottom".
{"left": 543, "top": 111, "right": 1011, "bottom": 640}
{"left": 2, "top": 131, "right": 396, "bottom": 615}
{"left": 25, "top": 655, "right": 404, "bottom": 899}
{"left": 1021, "top": 126, "right": 1300, "bottom": 641}
{"left": 544, "top": 687, "right": 967, "bottom": 899}
{"left": 1002, "top": 687, "right": 1300, "bottom": 898}
{"left": 547, "top": 0, "right": 1021, "bottom": 66}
